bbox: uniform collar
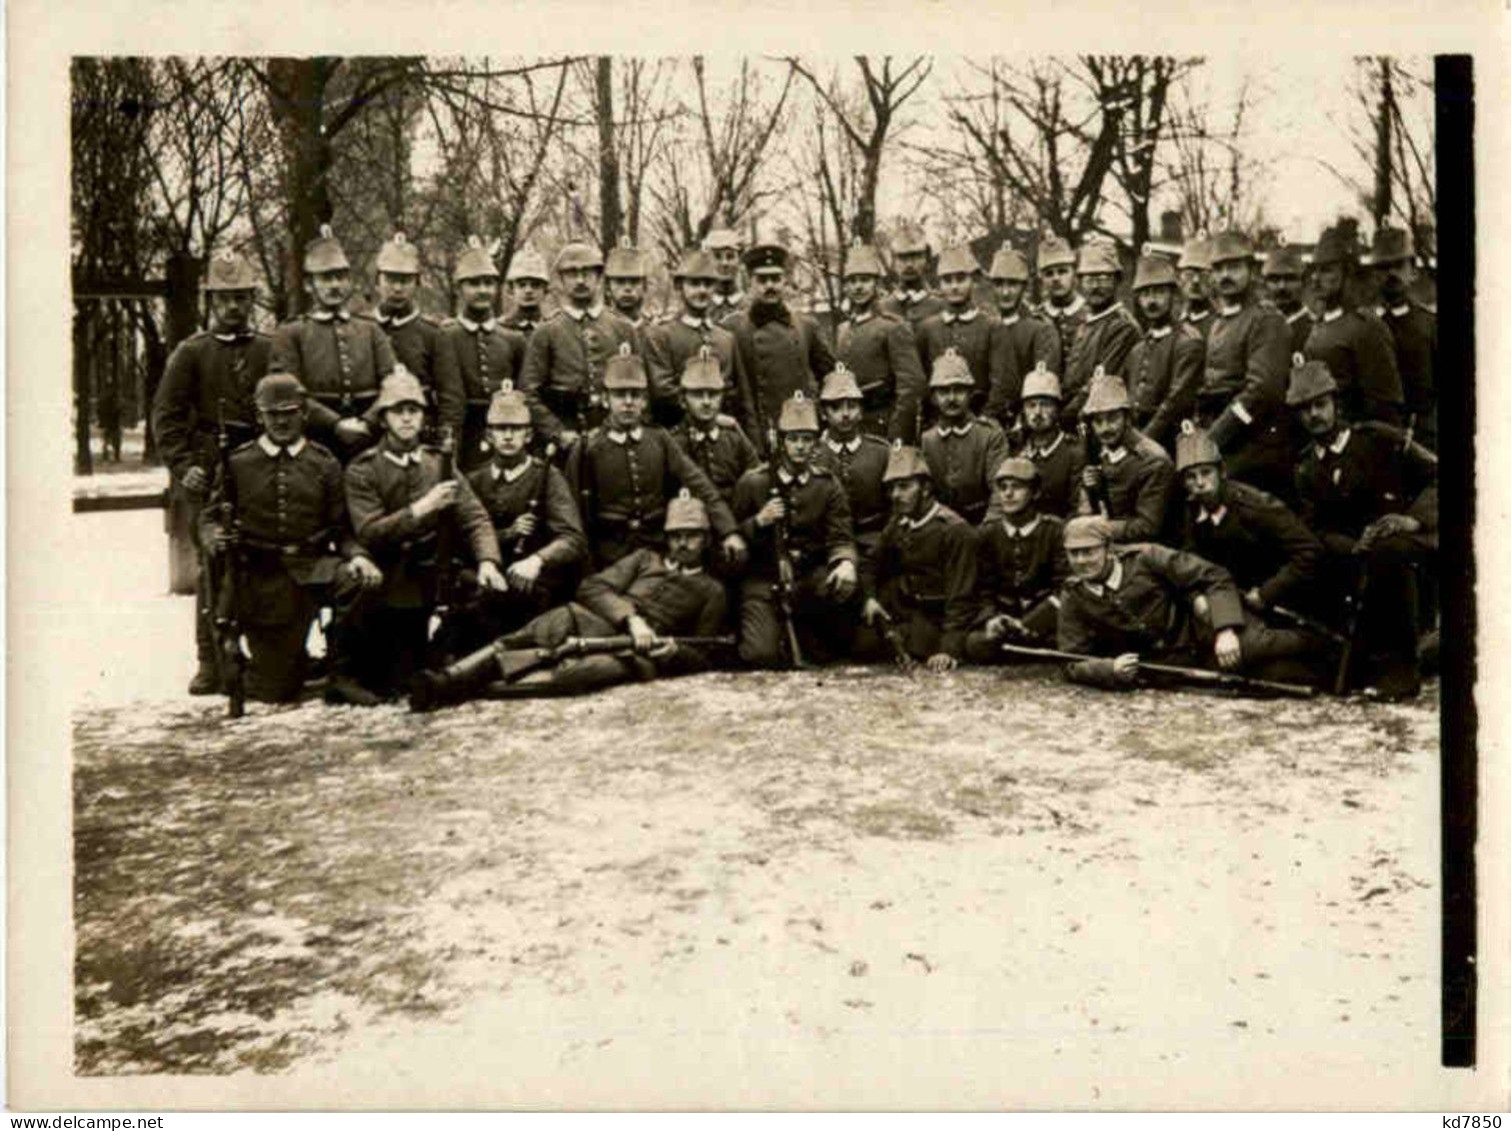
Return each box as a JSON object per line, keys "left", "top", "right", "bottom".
{"left": 687, "top": 423, "right": 721, "bottom": 443}
{"left": 606, "top": 426, "right": 644, "bottom": 445}
{"left": 1029, "top": 431, "right": 1066, "bottom": 458}
{"left": 937, "top": 417, "right": 975, "bottom": 438}
{"left": 903, "top": 501, "right": 941, "bottom": 530}
{"left": 1216, "top": 300, "right": 1244, "bottom": 317}
{"left": 1084, "top": 301, "right": 1123, "bottom": 324}
{"left": 1318, "top": 427, "right": 1351, "bottom": 458}
{"left": 715, "top": 290, "right": 745, "bottom": 308}
{"left": 1384, "top": 303, "right": 1411, "bottom": 318}
{"left": 680, "top": 312, "right": 715, "bottom": 331}
{"left": 1196, "top": 503, "right": 1228, "bottom": 526}
{"left": 1148, "top": 324, "right": 1173, "bottom": 339}
{"left": 1186, "top": 307, "right": 1211, "bottom": 324}
{"left": 257, "top": 435, "right": 307, "bottom": 459}
{"left": 663, "top": 560, "right": 705, "bottom": 577}
{"left": 824, "top": 433, "right": 862, "bottom": 454}
{"left": 999, "top": 311, "right": 1020, "bottom": 327}
{"left": 1049, "top": 293, "right": 1087, "bottom": 318}
{"left": 213, "top": 329, "right": 253, "bottom": 342}
{"left": 1102, "top": 443, "right": 1129, "bottom": 464}
{"left": 460, "top": 314, "right": 498, "bottom": 333}
{"left": 850, "top": 308, "right": 875, "bottom": 325}
{"left": 1086, "top": 557, "right": 1124, "bottom": 596}
{"left": 776, "top": 465, "right": 811, "bottom": 487}
{"left": 1287, "top": 307, "right": 1312, "bottom": 325}
{"left": 1321, "top": 306, "right": 1344, "bottom": 323}
{"left": 897, "top": 287, "right": 930, "bottom": 304}
{"left": 492, "top": 457, "right": 532, "bottom": 483}
{"left": 563, "top": 303, "right": 605, "bottom": 322}
{"left": 941, "top": 306, "right": 979, "bottom": 324}
{"left": 1002, "top": 513, "right": 1042, "bottom": 538}
{"left": 383, "top": 446, "right": 424, "bottom": 468}
{"left": 309, "top": 308, "right": 351, "bottom": 323}
{"left": 378, "top": 308, "right": 419, "bottom": 329}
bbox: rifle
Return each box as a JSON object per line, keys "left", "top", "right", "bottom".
{"left": 871, "top": 606, "right": 919, "bottom": 677}
{"left": 515, "top": 441, "right": 558, "bottom": 562}
{"left": 213, "top": 399, "right": 247, "bottom": 718}
{"left": 427, "top": 424, "right": 460, "bottom": 651}
{"left": 1264, "top": 601, "right": 1349, "bottom": 645}
{"left": 767, "top": 455, "right": 807, "bottom": 669}
{"left": 1079, "top": 420, "right": 1111, "bottom": 517}
{"left": 498, "top": 633, "right": 737, "bottom": 682}
{"left": 999, "top": 642, "right": 1318, "bottom": 699}
{"left": 1333, "top": 568, "right": 1371, "bottom": 695}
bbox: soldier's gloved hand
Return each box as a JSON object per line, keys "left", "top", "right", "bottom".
{"left": 627, "top": 614, "right": 658, "bottom": 654}
{"left": 412, "top": 480, "right": 460, "bottom": 518}
{"left": 1242, "top": 587, "right": 1266, "bottom": 611}
{"left": 826, "top": 559, "right": 857, "bottom": 600}
{"left": 861, "top": 597, "right": 887, "bottom": 627}
{"left": 182, "top": 466, "right": 209, "bottom": 494}
{"left": 648, "top": 638, "right": 678, "bottom": 661}
{"left": 1112, "top": 653, "right": 1141, "bottom": 684}
{"left": 1214, "top": 627, "right": 1243, "bottom": 671}
{"left": 335, "top": 417, "right": 372, "bottom": 446}
{"left": 722, "top": 533, "right": 748, "bottom": 568}
{"left": 349, "top": 555, "right": 384, "bottom": 589}
{"left": 557, "top": 429, "right": 581, "bottom": 451}
{"left": 755, "top": 497, "right": 787, "bottom": 527}
{"left": 926, "top": 652, "right": 957, "bottom": 673}
{"left": 507, "top": 554, "right": 542, "bottom": 591}
{"left": 476, "top": 560, "right": 508, "bottom": 592}
{"left": 506, "top": 513, "right": 539, "bottom": 541}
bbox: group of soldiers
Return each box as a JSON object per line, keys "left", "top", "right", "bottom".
{"left": 151, "top": 217, "right": 1438, "bottom": 710}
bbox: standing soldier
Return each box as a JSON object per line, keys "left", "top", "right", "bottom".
{"left": 811, "top": 365, "right": 893, "bottom": 607}
{"left": 986, "top": 245, "right": 1060, "bottom": 427}
{"left": 1014, "top": 363, "right": 1086, "bottom": 520}
{"left": 731, "top": 392, "right": 860, "bottom": 667}
{"left": 198, "top": 373, "right": 382, "bottom": 703}
{"left": 668, "top": 346, "right": 760, "bottom": 503}
{"left": 916, "top": 245, "right": 1011, "bottom": 419}
{"left": 1063, "top": 241, "right": 1141, "bottom": 420}
{"left": 1126, "top": 251, "right": 1206, "bottom": 451}
{"left": 726, "top": 243, "right": 836, "bottom": 449}
{"left": 271, "top": 225, "right": 397, "bottom": 460}
{"left": 835, "top": 242, "right": 928, "bottom": 442}
{"left": 920, "top": 350, "right": 1011, "bottom": 525}
{"left": 151, "top": 250, "right": 272, "bottom": 694}
{"left": 604, "top": 238, "right": 652, "bottom": 328}
{"left": 1178, "top": 232, "right": 1216, "bottom": 340}
{"left": 373, "top": 231, "right": 463, "bottom": 442}
{"left": 703, "top": 227, "right": 747, "bottom": 324}
{"left": 443, "top": 237, "right": 529, "bottom": 471}
{"left": 503, "top": 246, "right": 551, "bottom": 341}
{"left": 879, "top": 229, "right": 945, "bottom": 329}
{"left": 1036, "top": 236, "right": 1087, "bottom": 361}
{"left": 518, "top": 241, "right": 638, "bottom": 449}
{"left": 1262, "top": 243, "right": 1314, "bottom": 354}
{"left": 1367, "top": 226, "right": 1437, "bottom": 450}
{"left": 864, "top": 445, "right": 978, "bottom": 672}
{"left": 1077, "top": 369, "right": 1176, "bottom": 544}
{"left": 1304, "top": 226, "right": 1405, "bottom": 428}
{"left": 644, "top": 249, "right": 743, "bottom": 429}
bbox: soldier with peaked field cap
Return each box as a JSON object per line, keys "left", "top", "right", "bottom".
{"left": 604, "top": 237, "right": 652, "bottom": 327}
{"left": 986, "top": 244, "right": 1060, "bottom": 426}
{"left": 731, "top": 391, "right": 861, "bottom": 667}
{"left": 702, "top": 226, "right": 747, "bottom": 323}
{"left": 835, "top": 242, "right": 928, "bottom": 443}
{"left": 503, "top": 246, "right": 551, "bottom": 340}
{"left": 151, "top": 249, "right": 275, "bottom": 693}
{"left": 811, "top": 363, "right": 894, "bottom": 610}
{"left": 864, "top": 444, "right": 978, "bottom": 672}
{"left": 1036, "top": 235, "right": 1087, "bottom": 359}
{"left": 1261, "top": 242, "right": 1314, "bottom": 354}
{"left": 916, "top": 245, "right": 1012, "bottom": 420}
{"left": 1177, "top": 232, "right": 1216, "bottom": 340}
{"left": 1125, "top": 250, "right": 1206, "bottom": 450}
{"left": 644, "top": 248, "right": 745, "bottom": 429}
{"left": 373, "top": 231, "right": 463, "bottom": 445}
{"left": 271, "top": 225, "right": 398, "bottom": 461}
{"left": 518, "top": 240, "right": 638, "bottom": 448}
{"left": 669, "top": 346, "right": 761, "bottom": 503}
{"left": 920, "top": 348, "right": 1012, "bottom": 525}
{"left": 1062, "top": 240, "right": 1141, "bottom": 420}
{"left": 442, "top": 236, "right": 529, "bottom": 471}
{"left": 1012, "top": 362, "right": 1087, "bottom": 520}
{"left": 1366, "top": 226, "right": 1436, "bottom": 450}
{"left": 1303, "top": 225, "right": 1405, "bottom": 429}
{"left": 1075, "top": 367, "right": 1176, "bottom": 544}
{"left": 879, "top": 226, "right": 945, "bottom": 328}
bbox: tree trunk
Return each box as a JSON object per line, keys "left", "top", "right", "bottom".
{"left": 1373, "top": 58, "right": 1395, "bottom": 227}
{"left": 268, "top": 58, "right": 337, "bottom": 314}
{"left": 73, "top": 301, "right": 94, "bottom": 475}
{"left": 596, "top": 56, "right": 622, "bottom": 250}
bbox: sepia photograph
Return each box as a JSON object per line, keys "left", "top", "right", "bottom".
{"left": 7, "top": 2, "right": 1504, "bottom": 1111}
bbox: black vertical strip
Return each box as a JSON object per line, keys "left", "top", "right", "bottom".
{"left": 1435, "top": 53, "right": 1475, "bottom": 1070}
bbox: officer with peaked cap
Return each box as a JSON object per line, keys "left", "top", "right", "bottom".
{"left": 503, "top": 246, "right": 551, "bottom": 340}
{"left": 1366, "top": 226, "right": 1436, "bottom": 450}
{"left": 1013, "top": 362, "right": 1087, "bottom": 519}
{"left": 1061, "top": 241, "right": 1140, "bottom": 420}
{"left": 731, "top": 391, "right": 861, "bottom": 667}
{"left": 645, "top": 248, "right": 744, "bottom": 429}
{"left": 986, "top": 244, "right": 1061, "bottom": 424}
{"left": 565, "top": 344, "right": 744, "bottom": 570}
{"left": 920, "top": 349, "right": 1012, "bottom": 525}
{"left": 811, "top": 364, "right": 893, "bottom": 564}
{"left": 518, "top": 241, "right": 638, "bottom": 448}
{"left": 373, "top": 232, "right": 463, "bottom": 446}
{"left": 1036, "top": 235, "right": 1087, "bottom": 357}
{"left": 1302, "top": 225, "right": 1405, "bottom": 429}
{"left": 271, "top": 225, "right": 398, "bottom": 461}
{"left": 702, "top": 226, "right": 747, "bottom": 322}
{"left": 835, "top": 242, "right": 928, "bottom": 443}
{"left": 1260, "top": 242, "right": 1314, "bottom": 354}
{"left": 442, "top": 236, "right": 529, "bottom": 471}
{"left": 1077, "top": 367, "right": 1176, "bottom": 543}
{"left": 964, "top": 454, "right": 1070, "bottom": 662}
{"left": 864, "top": 443, "right": 978, "bottom": 671}
{"left": 879, "top": 227, "right": 945, "bottom": 327}
{"left": 1288, "top": 356, "right": 1437, "bottom": 700}
{"left": 199, "top": 372, "right": 382, "bottom": 702}
{"left": 1125, "top": 250, "right": 1206, "bottom": 450}
{"left": 151, "top": 249, "right": 275, "bottom": 693}
{"left": 1178, "top": 232, "right": 1215, "bottom": 339}
{"left": 604, "top": 238, "right": 652, "bottom": 326}
{"left": 916, "top": 245, "right": 1011, "bottom": 420}
{"left": 669, "top": 345, "right": 760, "bottom": 502}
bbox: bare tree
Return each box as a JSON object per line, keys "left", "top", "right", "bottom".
{"left": 1164, "top": 69, "right": 1269, "bottom": 237}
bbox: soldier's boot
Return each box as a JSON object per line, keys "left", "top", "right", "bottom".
{"left": 408, "top": 642, "right": 506, "bottom": 713}
{"left": 189, "top": 579, "right": 221, "bottom": 695}
{"left": 188, "top": 661, "right": 221, "bottom": 696}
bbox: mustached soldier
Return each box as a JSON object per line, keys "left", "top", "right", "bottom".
{"left": 811, "top": 365, "right": 892, "bottom": 600}
{"left": 1126, "top": 251, "right": 1206, "bottom": 451}
{"left": 1303, "top": 226, "right": 1405, "bottom": 429}
{"left": 1012, "top": 363, "right": 1086, "bottom": 520}
{"left": 916, "top": 245, "right": 1012, "bottom": 421}
{"left": 668, "top": 346, "right": 760, "bottom": 503}
{"left": 1036, "top": 236, "right": 1087, "bottom": 361}
{"left": 373, "top": 231, "right": 464, "bottom": 444}
{"left": 879, "top": 227, "right": 946, "bottom": 329}
{"left": 986, "top": 245, "right": 1061, "bottom": 426}
{"left": 443, "top": 237, "right": 529, "bottom": 471}
{"left": 920, "top": 349, "right": 1011, "bottom": 525}
{"left": 1062, "top": 241, "right": 1141, "bottom": 421}
{"left": 835, "top": 243, "right": 928, "bottom": 442}
{"left": 1076, "top": 368, "right": 1176, "bottom": 544}
{"left": 644, "top": 249, "right": 745, "bottom": 429}
{"left": 502, "top": 247, "right": 550, "bottom": 341}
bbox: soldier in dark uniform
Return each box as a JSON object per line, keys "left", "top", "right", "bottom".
{"left": 916, "top": 245, "right": 1011, "bottom": 420}
{"left": 1303, "top": 226, "right": 1405, "bottom": 429}
{"left": 864, "top": 445, "right": 978, "bottom": 672}
{"left": 1014, "top": 363, "right": 1086, "bottom": 520}
{"left": 1178, "top": 233, "right": 1215, "bottom": 341}
{"left": 565, "top": 347, "right": 745, "bottom": 570}
{"left": 726, "top": 243, "right": 835, "bottom": 449}
{"left": 879, "top": 228, "right": 945, "bottom": 328}
{"left": 271, "top": 226, "right": 397, "bottom": 460}
{"left": 373, "top": 231, "right": 463, "bottom": 442}
{"left": 811, "top": 365, "right": 892, "bottom": 592}
{"left": 644, "top": 249, "right": 743, "bottom": 429}
{"left": 1037, "top": 236, "right": 1087, "bottom": 361}
{"left": 1261, "top": 243, "right": 1314, "bottom": 355}
{"left": 1076, "top": 369, "right": 1176, "bottom": 544}
{"left": 668, "top": 346, "right": 760, "bottom": 503}
{"left": 151, "top": 251, "right": 272, "bottom": 693}
{"left": 518, "top": 241, "right": 638, "bottom": 448}
{"left": 920, "top": 350, "right": 1012, "bottom": 525}
{"left": 200, "top": 373, "right": 382, "bottom": 702}
{"left": 835, "top": 243, "right": 928, "bottom": 442}
{"left": 1288, "top": 359, "right": 1437, "bottom": 700}
{"left": 1126, "top": 252, "right": 1205, "bottom": 451}
{"left": 731, "top": 393, "right": 860, "bottom": 667}
{"left": 964, "top": 456, "right": 1069, "bottom": 662}
{"left": 503, "top": 247, "right": 550, "bottom": 340}
{"left": 703, "top": 227, "right": 747, "bottom": 325}
{"left": 604, "top": 240, "right": 652, "bottom": 328}
{"left": 986, "top": 245, "right": 1060, "bottom": 427}
{"left": 443, "top": 237, "right": 529, "bottom": 471}
{"left": 339, "top": 370, "right": 507, "bottom": 703}
{"left": 1367, "top": 226, "right": 1436, "bottom": 450}
{"left": 1063, "top": 241, "right": 1141, "bottom": 420}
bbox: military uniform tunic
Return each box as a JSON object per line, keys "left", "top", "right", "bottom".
{"left": 669, "top": 418, "right": 760, "bottom": 503}
{"left": 1377, "top": 301, "right": 1437, "bottom": 449}
{"left": 376, "top": 310, "right": 464, "bottom": 439}
{"left": 879, "top": 288, "right": 946, "bottom": 330}
{"left": 835, "top": 309, "right": 929, "bottom": 442}
{"left": 1279, "top": 306, "right": 1314, "bottom": 355}
{"left": 916, "top": 307, "right": 1011, "bottom": 415}
{"left": 1181, "top": 479, "right": 1322, "bottom": 609}
{"left": 921, "top": 416, "right": 1012, "bottom": 525}
{"left": 1077, "top": 429, "right": 1175, "bottom": 544}
{"left": 1126, "top": 322, "right": 1206, "bottom": 450}
{"left": 152, "top": 328, "right": 272, "bottom": 480}
{"left": 1042, "top": 294, "right": 1089, "bottom": 365}
{"left": 1304, "top": 306, "right": 1405, "bottom": 427}
{"left": 518, "top": 305, "right": 639, "bottom": 442}
{"left": 271, "top": 311, "right": 397, "bottom": 446}
{"left": 1063, "top": 302, "right": 1142, "bottom": 419}
{"left": 875, "top": 502, "right": 978, "bottom": 659}
{"left": 966, "top": 512, "right": 1070, "bottom": 657}
{"left": 466, "top": 455, "right": 588, "bottom": 574}
{"left": 1197, "top": 299, "right": 1294, "bottom": 498}
{"left": 442, "top": 315, "right": 529, "bottom": 469}
{"left": 986, "top": 311, "right": 1062, "bottom": 424}
{"left": 1018, "top": 430, "right": 1087, "bottom": 520}
{"left": 727, "top": 303, "right": 835, "bottom": 441}
{"left": 644, "top": 313, "right": 744, "bottom": 425}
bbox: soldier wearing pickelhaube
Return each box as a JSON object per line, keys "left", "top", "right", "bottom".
{"left": 565, "top": 344, "right": 744, "bottom": 570}
{"left": 151, "top": 249, "right": 274, "bottom": 693}
{"left": 1366, "top": 226, "right": 1436, "bottom": 450}
{"left": 865, "top": 444, "right": 978, "bottom": 671}
{"left": 1076, "top": 367, "right": 1176, "bottom": 544}
{"left": 919, "top": 349, "right": 1011, "bottom": 525}
{"left": 644, "top": 249, "right": 744, "bottom": 429}
{"left": 1302, "top": 226, "right": 1404, "bottom": 428}
{"left": 1013, "top": 362, "right": 1086, "bottom": 520}
{"left": 1125, "top": 250, "right": 1206, "bottom": 451}
{"left": 668, "top": 346, "right": 760, "bottom": 502}
{"left": 198, "top": 373, "right": 381, "bottom": 703}
{"left": 916, "top": 245, "right": 1011, "bottom": 421}
{"left": 703, "top": 227, "right": 747, "bottom": 324}
{"left": 1261, "top": 242, "right": 1313, "bottom": 355}
{"left": 1178, "top": 232, "right": 1215, "bottom": 340}
{"left": 835, "top": 242, "right": 928, "bottom": 443}
{"left": 1062, "top": 241, "right": 1141, "bottom": 420}
{"left": 811, "top": 364, "right": 893, "bottom": 566}
{"left": 1036, "top": 235, "right": 1087, "bottom": 358}
{"left": 964, "top": 455, "right": 1069, "bottom": 663}
{"left": 878, "top": 227, "right": 945, "bottom": 328}
{"left": 442, "top": 236, "right": 529, "bottom": 471}
{"left": 271, "top": 225, "right": 398, "bottom": 460}
{"left": 604, "top": 238, "right": 652, "bottom": 327}
{"left": 503, "top": 246, "right": 551, "bottom": 340}
{"left": 731, "top": 391, "right": 860, "bottom": 667}
{"left": 518, "top": 241, "right": 638, "bottom": 448}
{"left": 985, "top": 245, "right": 1060, "bottom": 426}
{"left": 373, "top": 231, "right": 463, "bottom": 442}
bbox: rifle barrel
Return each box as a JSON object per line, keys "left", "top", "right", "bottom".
{"left": 999, "top": 642, "right": 1317, "bottom": 699}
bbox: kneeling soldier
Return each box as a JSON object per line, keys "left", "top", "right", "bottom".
{"left": 200, "top": 374, "right": 383, "bottom": 702}
{"left": 669, "top": 345, "right": 760, "bottom": 503}
{"left": 1077, "top": 367, "right": 1176, "bottom": 543}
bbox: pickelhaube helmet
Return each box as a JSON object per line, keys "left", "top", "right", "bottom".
{"left": 993, "top": 455, "right": 1040, "bottom": 484}
{"left": 1178, "top": 232, "right": 1213, "bottom": 271}
{"left": 988, "top": 246, "right": 1029, "bottom": 282}
{"left": 1081, "top": 366, "right": 1131, "bottom": 415}
{"left": 1364, "top": 226, "right": 1414, "bottom": 267}
{"left": 844, "top": 244, "right": 886, "bottom": 278}
{"left": 673, "top": 249, "right": 721, "bottom": 282}
{"left": 776, "top": 390, "right": 820, "bottom": 433}
{"left": 303, "top": 224, "right": 350, "bottom": 274}
{"left": 703, "top": 227, "right": 743, "bottom": 252}
{"left": 604, "top": 237, "right": 648, "bottom": 279}
{"left": 376, "top": 231, "right": 421, "bottom": 275}
{"left": 455, "top": 236, "right": 500, "bottom": 282}
{"left": 505, "top": 247, "right": 549, "bottom": 283}
{"left": 1308, "top": 226, "right": 1356, "bottom": 269}
{"left": 1262, "top": 243, "right": 1307, "bottom": 278}
{"left": 1020, "top": 361, "right": 1062, "bottom": 402}
{"left": 555, "top": 241, "right": 605, "bottom": 273}
{"left": 928, "top": 348, "right": 975, "bottom": 389}
{"left": 203, "top": 251, "right": 259, "bottom": 292}
{"left": 664, "top": 487, "right": 711, "bottom": 532}
{"left": 486, "top": 381, "right": 532, "bottom": 426}
{"left": 375, "top": 366, "right": 428, "bottom": 412}
{"left": 1285, "top": 354, "right": 1339, "bottom": 406}
{"left": 891, "top": 226, "right": 931, "bottom": 257}
{"left": 1037, "top": 235, "right": 1077, "bottom": 270}
{"left": 601, "top": 342, "right": 648, "bottom": 390}
{"left": 1132, "top": 250, "right": 1178, "bottom": 290}
{"left": 1076, "top": 241, "right": 1121, "bottom": 276}
{"left": 1174, "top": 419, "right": 1223, "bottom": 473}
{"left": 935, "top": 245, "right": 980, "bottom": 277}
{"left": 1064, "top": 514, "right": 1114, "bottom": 550}
{"left": 679, "top": 345, "right": 725, "bottom": 391}
{"left": 819, "top": 363, "right": 864, "bottom": 402}
{"left": 254, "top": 372, "right": 306, "bottom": 410}
{"left": 1208, "top": 230, "right": 1256, "bottom": 266}
{"left": 882, "top": 442, "right": 932, "bottom": 484}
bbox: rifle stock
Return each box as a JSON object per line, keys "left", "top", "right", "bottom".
{"left": 214, "top": 399, "right": 247, "bottom": 718}
{"left": 1000, "top": 642, "right": 1318, "bottom": 699}
{"left": 871, "top": 606, "right": 919, "bottom": 676}
{"left": 499, "top": 634, "right": 736, "bottom": 682}
{"left": 768, "top": 465, "right": 807, "bottom": 669}
{"left": 1079, "top": 420, "right": 1111, "bottom": 518}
